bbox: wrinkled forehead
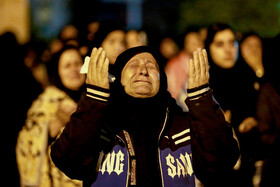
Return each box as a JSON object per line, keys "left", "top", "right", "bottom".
{"left": 126, "top": 52, "right": 158, "bottom": 67}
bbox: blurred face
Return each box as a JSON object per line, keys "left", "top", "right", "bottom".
{"left": 126, "top": 30, "right": 142, "bottom": 49}
{"left": 58, "top": 49, "right": 85, "bottom": 90}
{"left": 121, "top": 53, "right": 160, "bottom": 98}
{"left": 241, "top": 35, "right": 263, "bottom": 68}
{"left": 87, "top": 22, "right": 100, "bottom": 41}
{"left": 184, "top": 32, "right": 204, "bottom": 55}
{"left": 209, "top": 29, "right": 238, "bottom": 69}
{"left": 60, "top": 25, "right": 78, "bottom": 41}
{"left": 101, "top": 30, "right": 126, "bottom": 64}
{"left": 160, "top": 37, "right": 179, "bottom": 59}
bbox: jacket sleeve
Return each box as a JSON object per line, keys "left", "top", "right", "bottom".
{"left": 50, "top": 85, "right": 111, "bottom": 180}
{"left": 186, "top": 85, "right": 240, "bottom": 186}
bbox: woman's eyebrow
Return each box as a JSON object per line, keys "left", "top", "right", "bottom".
{"left": 146, "top": 58, "right": 157, "bottom": 64}
{"left": 127, "top": 59, "right": 139, "bottom": 65}
{"left": 146, "top": 59, "right": 159, "bottom": 69}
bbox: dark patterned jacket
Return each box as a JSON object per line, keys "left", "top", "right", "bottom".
{"left": 51, "top": 85, "right": 239, "bottom": 187}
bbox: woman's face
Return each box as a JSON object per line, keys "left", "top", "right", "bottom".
{"left": 209, "top": 29, "right": 238, "bottom": 69}
{"left": 101, "top": 30, "right": 126, "bottom": 64}
{"left": 121, "top": 53, "right": 160, "bottom": 98}
{"left": 184, "top": 32, "right": 204, "bottom": 55}
{"left": 240, "top": 35, "right": 263, "bottom": 68}
{"left": 58, "top": 49, "right": 85, "bottom": 90}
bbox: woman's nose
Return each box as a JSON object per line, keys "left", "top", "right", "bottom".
{"left": 139, "top": 65, "right": 148, "bottom": 76}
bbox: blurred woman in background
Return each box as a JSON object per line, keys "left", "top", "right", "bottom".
{"left": 256, "top": 33, "right": 280, "bottom": 186}
{"left": 90, "top": 20, "right": 126, "bottom": 65}
{"left": 16, "top": 45, "right": 85, "bottom": 187}
{"left": 205, "top": 23, "right": 261, "bottom": 187}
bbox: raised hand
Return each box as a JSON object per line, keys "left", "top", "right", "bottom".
{"left": 86, "top": 47, "right": 110, "bottom": 89}
{"left": 188, "top": 48, "right": 210, "bottom": 89}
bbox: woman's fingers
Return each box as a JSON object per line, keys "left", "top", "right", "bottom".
{"left": 93, "top": 47, "right": 104, "bottom": 68}
{"left": 198, "top": 49, "right": 205, "bottom": 76}
{"left": 97, "top": 50, "right": 106, "bottom": 81}
{"left": 202, "top": 49, "right": 210, "bottom": 81}
{"left": 189, "top": 58, "right": 194, "bottom": 80}
{"left": 198, "top": 49, "right": 206, "bottom": 81}
{"left": 87, "top": 47, "right": 97, "bottom": 84}
{"left": 86, "top": 47, "right": 110, "bottom": 89}
{"left": 102, "top": 57, "right": 110, "bottom": 88}
{"left": 188, "top": 58, "right": 195, "bottom": 89}
{"left": 188, "top": 48, "right": 210, "bottom": 89}
{"left": 193, "top": 50, "right": 200, "bottom": 83}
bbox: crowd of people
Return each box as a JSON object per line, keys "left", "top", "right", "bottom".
{"left": 2, "top": 18, "right": 280, "bottom": 187}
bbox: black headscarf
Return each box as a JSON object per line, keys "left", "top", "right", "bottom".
{"left": 264, "top": 33, "right": 280, "bottom": 94}
{"left": 106, "top": 46, "right": 176, "bottom": 186}
{"left": 47, "top": 45, "right": 85, "bottom": 102}
{"left": 106, "top": 46, "right": 177, "bottom": 133}
{"left": 204, "top": 23, "right": 243, "bottom": 111}
{"left": 205, "top": 23, "right": 256, "bottom": 126}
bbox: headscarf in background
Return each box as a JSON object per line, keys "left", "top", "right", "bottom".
{"left": 47, "top": 45, "right": 85, "bottom": 102}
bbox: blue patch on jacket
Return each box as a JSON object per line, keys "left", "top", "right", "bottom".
{"left": 91, "top": 145, "right": 128, "bottom": 187}
{"left": 160, "top": 145, "right": 195, "bottom": 187}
